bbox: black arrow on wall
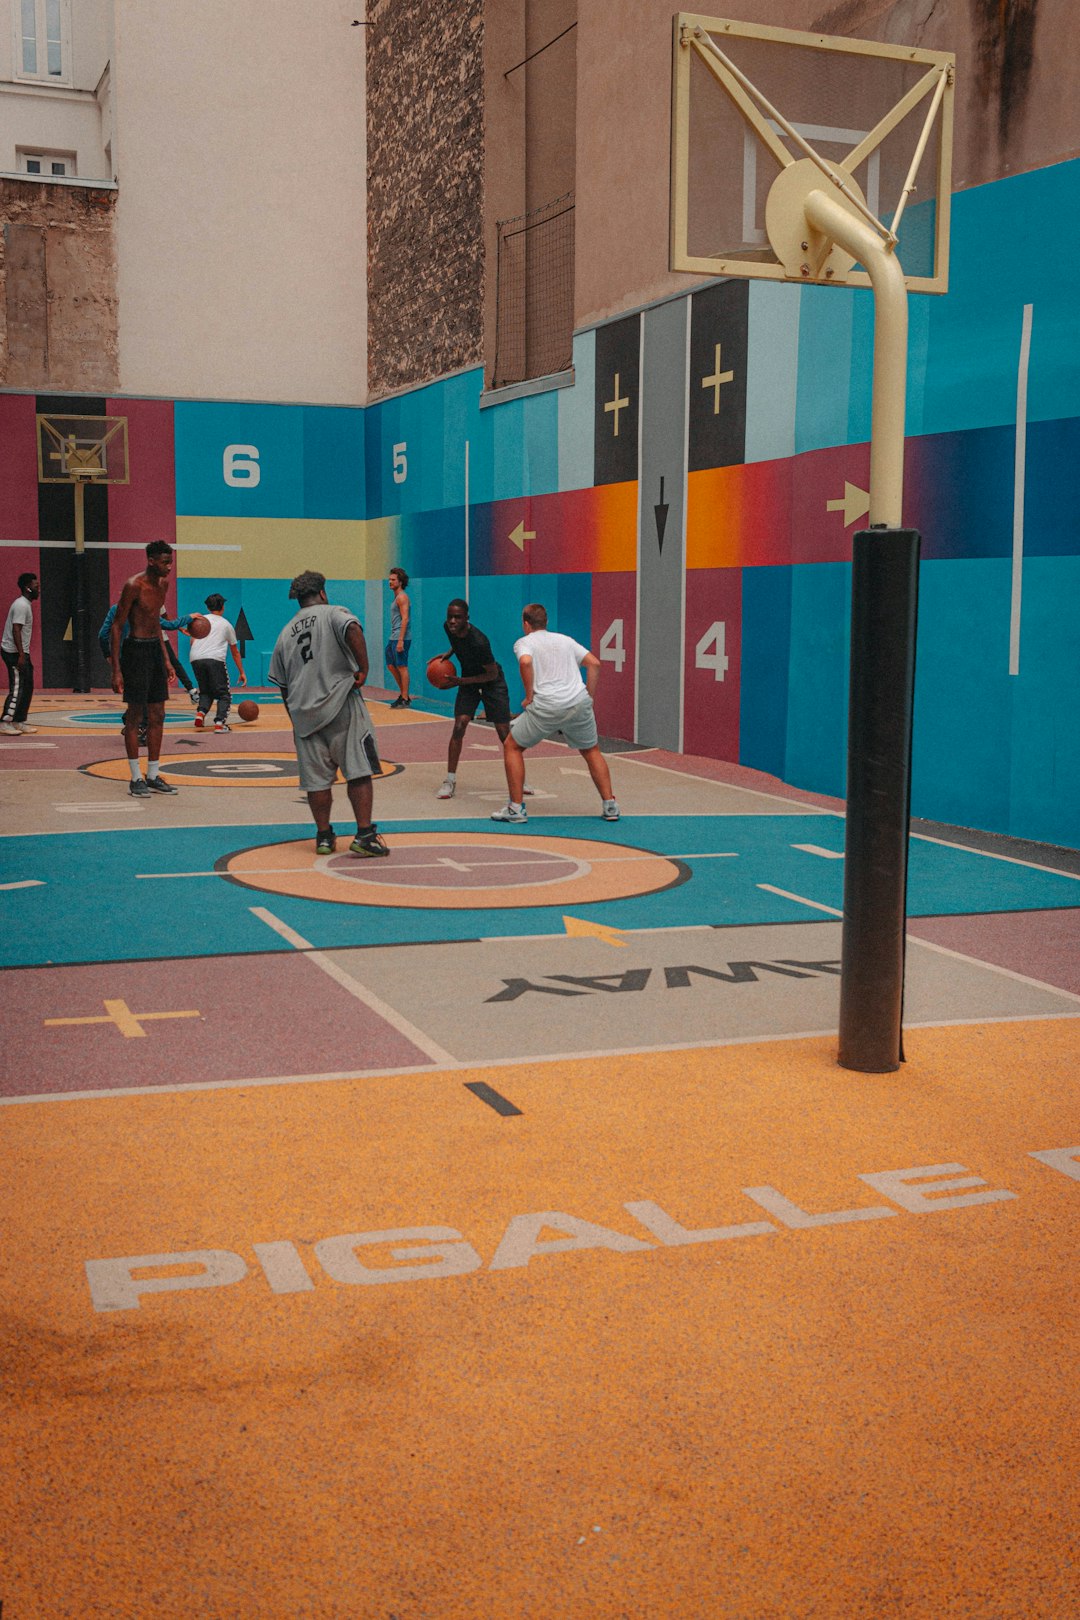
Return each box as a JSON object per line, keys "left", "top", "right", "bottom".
{"left": 654, "top": 477, "right": 670, "bottom": 554}
{"left": 235, "top": 606, "right": 254, "bottom": 657}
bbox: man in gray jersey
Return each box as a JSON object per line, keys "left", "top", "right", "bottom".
{"left": 268, "top": 571, "right": 389, "bottom": 858}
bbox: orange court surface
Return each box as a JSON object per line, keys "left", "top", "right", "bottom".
{"left": 2, "top": 686, "right": 1079, "bottom": 1619}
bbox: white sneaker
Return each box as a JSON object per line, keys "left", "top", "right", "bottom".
{"left": 491, "top": 803, "right": 527, "bottom": 824}
{"left": 16, "top": 722, "right": 37, "bottom": 734}
{"left": 522, "top": 785, "right": 535, "bottom": 796}
{"left": 602, "top": 799, "right": 620, "bottom": 821}
{"left": 436, "top": 777, "right": 456, "bottom": 799}
{"left": 0, "top": 721, "right": 19, "bottom": 735}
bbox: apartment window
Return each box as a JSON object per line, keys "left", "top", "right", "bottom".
{"left": 19, "top": 148, "right": 75, "bottom": 176}
{"left": 15, "top": 0, "right": 70, "bottom": 83}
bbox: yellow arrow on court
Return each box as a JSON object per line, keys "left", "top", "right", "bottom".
{"left": 826, "top": 481, "right": 870, "bottom": 528}
{"left": 562, "top": 915, "right": 628, "bottom": 948}
{"left": 509, "top": 520, "right": 536, "bottom": 551}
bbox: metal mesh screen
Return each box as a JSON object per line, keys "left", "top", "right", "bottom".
{"left": 492, "top": 193, "right": 574, "bottom": 389}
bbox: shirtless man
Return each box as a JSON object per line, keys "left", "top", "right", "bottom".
{"left": 111, "top": 540, "right": 179, "bottom": 797}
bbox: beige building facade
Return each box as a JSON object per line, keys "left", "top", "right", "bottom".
{"left": 1, "top": 0, "right": 368, "bottom": 403}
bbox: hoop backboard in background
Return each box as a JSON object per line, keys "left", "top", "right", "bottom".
{"left": 671, "top": 14, "right": 955, "bottom": 293}
{"left": 37, "top": 414, "right": 130, "bottom": 484}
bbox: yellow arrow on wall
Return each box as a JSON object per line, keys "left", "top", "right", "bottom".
{"left": 63, "top": 619, "right": 73, "bottom": 641}
{"left": 826, "top": 482, "right": 870, "bottom": 528}
{"left": 509, "top": 520, "right": 536, "bottom": 551}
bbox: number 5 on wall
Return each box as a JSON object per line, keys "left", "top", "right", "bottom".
{"left": 392, "top": 442, "right": 408, "bottom": 484}
{"left": 695, "top": 621, "right": 729, "bottom": 681}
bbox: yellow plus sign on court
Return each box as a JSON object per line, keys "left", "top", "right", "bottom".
{"left": 702, "top": 343, "right": 735, "bottom": 414}
{"left": 45, "top": 1000, "right": 201, "bottom": 1039}
{"left": 604, "top": 373, "right": 630, "bottom": 437}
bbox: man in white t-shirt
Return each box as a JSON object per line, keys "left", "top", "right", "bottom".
{"left": 491, "top": 602, "right": 619, "bottom": 825}
{"left": 192, "top": 592, "right": 246, "bottom": 732}
{"left": 1, "top": 572, "right": 40, "bottom": 735}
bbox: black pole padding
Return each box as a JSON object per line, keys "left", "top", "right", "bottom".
{"left": 838, "top": 526, "right": 921, "bottom": 1073}
{"left": 72, "top": 547, "right": 91, "bottom": 693}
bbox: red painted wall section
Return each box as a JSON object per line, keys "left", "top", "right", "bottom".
{"left": 105, "top": 398, "right": 176, "bottom": 603}
{"left": 590, "top": 571, "right": 636, "bottom": 741}
{"left": 683, "top": 567, "right": 742, "bottom": 762}
{"left": 0, "top": 394, "right": 40, "bottom": 543}
{"left": 791, "top": 442, "right": 871, "bottom": 565}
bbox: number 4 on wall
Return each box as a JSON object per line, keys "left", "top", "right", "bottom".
{"left": 695, "top": 621, "right": 729, "bottom": 681}
{"left": 599, "top": 618, "right": 627, "bottom": 673}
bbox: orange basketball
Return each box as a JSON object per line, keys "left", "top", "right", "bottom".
{"left": 237, "top": 700, "right": 259, "bottom": 722}
{"left": 188, "top": 614, "right": 211, "bottom": 639}
{"left": 426, "top": 655, "right": 456, "bottom": 691}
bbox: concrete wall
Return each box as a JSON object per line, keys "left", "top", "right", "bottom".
{"left": 0, "top": 177, "right": 118, "bottom": 390}
{"left": 574, "top": 0, "right": 1080, "bottom": 328}
{"left": 112, "top": 0, "right": 367, "bottom": 404}
{"left": 366, "top": 0, "right": 484, "bottom": 398}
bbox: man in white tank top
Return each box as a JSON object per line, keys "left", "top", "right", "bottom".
{"left": 491, "top": 602, "right": 619, "bottom": 825}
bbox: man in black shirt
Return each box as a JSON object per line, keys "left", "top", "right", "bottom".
{"left": 436, "top": 598, "right": 530, "bottom": 800}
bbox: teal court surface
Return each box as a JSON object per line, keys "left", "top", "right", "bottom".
{"left": 3, "top": 689, "right": 1079, "bottom": 1091}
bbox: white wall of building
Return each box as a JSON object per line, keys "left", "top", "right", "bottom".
{"left": 0, "top": 0, "right": 112, "bottom": 176}
{"left": 112, "top": 0, "right": 367, "bottom": 405}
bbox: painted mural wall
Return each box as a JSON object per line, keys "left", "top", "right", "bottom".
{"left": 1, "top": 160, "right": 1077, "bottom": 848}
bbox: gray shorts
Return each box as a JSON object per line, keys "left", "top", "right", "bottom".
{"left": 510, "top": 692, "right": 598, "bottom": 752}
{"left": 295, "top": 690, "right": 381, "bottom": 791}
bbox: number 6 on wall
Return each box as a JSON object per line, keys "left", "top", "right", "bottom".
{"left": 695, "top": 621, "right": 729, "bottom": 681}
{"left": 223, "top": 445, "right": 261, "bottom": 487}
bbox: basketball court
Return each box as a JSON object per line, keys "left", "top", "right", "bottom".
{"left": 2, "top": 681, "right": 1078, "bottom": 1618}
{"left": 2, "top": 12, "right": 1077, "bottom": 1618}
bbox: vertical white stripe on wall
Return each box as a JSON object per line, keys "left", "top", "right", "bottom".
{"left": 1009, "top": 303, "right": 1034, "bottom": 677}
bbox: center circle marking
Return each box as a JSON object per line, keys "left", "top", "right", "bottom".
{"left": 220, "top": 831, "right": 688, "bottom": 909}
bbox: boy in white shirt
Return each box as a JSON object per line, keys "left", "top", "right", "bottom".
{"left": 192, "top": 592, "right": 247, "bottom": 732}
{"left": 491, "top": 602, "right": 619, "bottom": 825}
{"left": 1, "top": 572, "right": 40, "bottom": 735}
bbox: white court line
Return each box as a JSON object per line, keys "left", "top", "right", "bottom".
{"left": 136, "top": 851, "right": 741, "bottom": 879}
{"left": 1010, "top": 302, "right": 1034, "bottom": 677}
{"left": 54, "top": 802, "right": 145, "bottom": 814}
{"left": 793, "top": 844, "right": 845, "bottom": 858}
{"left": 910, "top": 829, "right": 1080, "bottom": 882}
{"left": 906, "top": 933, "right": 1080, "bottom": 1006}
{"left": 5, "top": 1009, "right": 1076, "bottom": 1107}
{"left": 250, "top": 905, "right": 457, "bottom": 1066}
{"left": 758, "top": 884, "right": 843, "bottom": 916}
{"left": 620, "top": 752, "right": 839, "bottom": 814}
{"left": 0, "top": 879, "right": 45, "bottom": 890}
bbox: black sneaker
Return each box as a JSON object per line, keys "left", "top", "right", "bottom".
{"left": 129, "top": 778, "right": 151, "bottom": 798}
{"left": 348, "top": 827, "right": 390, "bottom": 858}
{"left": 315, "top": 830, "right": 336, "bottom": 855}
{"left": 145, "top": 775, "right": 178, "bottom": 794}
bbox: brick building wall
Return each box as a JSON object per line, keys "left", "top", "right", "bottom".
{"left": 0, "top": 180, "right": 118, "bottom": 393}
{"left": 366, "top": 0, "right": 485, "bottom": 398}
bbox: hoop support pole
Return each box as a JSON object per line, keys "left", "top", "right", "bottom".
{"left": 801, "top": 187, "right": 916, "bottom": 1072}
{"left": 72, "top": 479, "right": 91, "bottom": 694}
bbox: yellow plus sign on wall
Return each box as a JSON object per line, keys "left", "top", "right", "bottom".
{"left": 45, "top": 1000, "right": 201, "bottom": 1039}
{"left": 702, "top": 343, "right": 735, "bottom": 414}
{"left": 604, "top": 373, "right": 630, "bottom": 436}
